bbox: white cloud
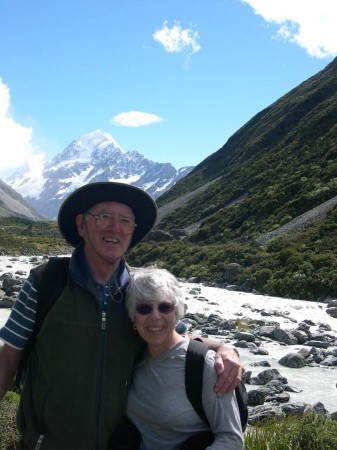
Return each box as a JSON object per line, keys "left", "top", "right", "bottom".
{"left": 0, "top": 80, "right": 33, "bottom": 170}
{"left": 153, "top": 21, "right": 201, "bottom": 56}
{"left": 111, "top": 111, "right": 164, "bottom": 127}
{"left": 241, "top": 0, "right": 337, "bottom": 58}
{"left": 0, "top": 79, "right": 45, "bottom": 182}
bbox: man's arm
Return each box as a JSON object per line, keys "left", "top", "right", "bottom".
{"left": 0, "top": 343, "right": 23, "bottom": 401}
{"left": 194, "top": 336, "right": 244, "bottom": 396}
{"left": 180, "top": 321, "right": 244, "bottom": 395}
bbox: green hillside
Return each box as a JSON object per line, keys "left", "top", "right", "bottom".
{"left": 157, "top": 58, "right": 337, "bottom": 238}
{"left": 127, "top": 58, "right": 337, "bottom": 301}
{"left": 0, "top": 217, "right": 71, "bottom": 255}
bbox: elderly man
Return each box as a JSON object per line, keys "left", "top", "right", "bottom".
{"left": 0, "top": 182, "right": 243, "bottom": 450}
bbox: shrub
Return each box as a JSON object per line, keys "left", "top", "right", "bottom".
{"left": 0, "top": 391, "right": 20, "bottom": 450}
{"left": 244, "top": 412, "right": 337, "bottom": 450}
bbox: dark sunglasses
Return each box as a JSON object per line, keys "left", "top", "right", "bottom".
{"left": 135, "top": 302, "right": 175, "bottom": 315}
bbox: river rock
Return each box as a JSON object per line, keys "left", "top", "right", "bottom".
{"left": 278, "top": 352, "right": 307, "bottom": 368}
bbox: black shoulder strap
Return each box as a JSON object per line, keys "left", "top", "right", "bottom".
{"left": 185, "top": 339, "right": 210, "bottom": 425}
{"left": 15, "top": 256, "right": 70, "bottom": 387}
{"left": 185, "top": 339, "right": 249, "bottom": 432}
{"left": 34, "top": 256, "right": 70, "bottom": 331}
{"left": 235, "top": 379, "right": 248, "bottom": 432}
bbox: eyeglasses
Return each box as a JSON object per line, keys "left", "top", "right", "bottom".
{"left": 86, "top": 212, "right": 137, "bottom": 235}
{"left": 135, "top": 302, "right": 175, "bottom": 315}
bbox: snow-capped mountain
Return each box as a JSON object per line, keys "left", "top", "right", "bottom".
{"left": 6, "top": 130, "right": 194, "bottom": 220}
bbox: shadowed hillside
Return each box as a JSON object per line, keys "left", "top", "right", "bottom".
{"left": 156, "top": 57, "right": 337, "bottom": 243}
{"left": 128, "top": 57, "right": 337, "bottom": 301}
{"left": 0, "top": 180, "right": 44, "bottom": 221}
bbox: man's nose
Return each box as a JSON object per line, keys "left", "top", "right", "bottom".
{"left": 105, "top": 216, "right": 120, "bottom": 229}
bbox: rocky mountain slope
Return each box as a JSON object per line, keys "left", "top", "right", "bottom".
{"left": 126, "top": 57, "right": 337, "bottom": 301}
{"left": 6, "top": 130, "right": 194, "bottom": 219}
{"left": 0, "top": 180, "right": 44, "bottom": 221}
{"left": 156, "top": 57, "right": 337, "bottom": 245}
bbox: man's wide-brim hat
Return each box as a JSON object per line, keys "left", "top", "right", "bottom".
{"left": 58, "top": 182, "right": 157, "bottom": 249}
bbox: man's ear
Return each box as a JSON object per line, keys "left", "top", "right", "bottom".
{"left": 76, "top": 214, "right": 85, "bottom": 238}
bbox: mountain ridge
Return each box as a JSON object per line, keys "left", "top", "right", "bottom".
{"left": 0, "top": 179, "right": 44, "bottom": 221}
{"left": 125, "top": 56, "right": 337, "bottom": 301}
{"left": 155, "top": 57, "right": 337, "bottom": 243}
{"left": 6, "top": 129, "right": 194, "bottom": 219}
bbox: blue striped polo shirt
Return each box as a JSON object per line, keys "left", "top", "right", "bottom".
{"left": 0, "top": 273, "right": 37, "bottom": 349}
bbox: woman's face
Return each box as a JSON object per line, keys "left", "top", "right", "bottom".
{"left": 133, "top": 300, "right": 178, "bottom": 357}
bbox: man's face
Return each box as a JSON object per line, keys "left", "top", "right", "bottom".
{"left": 76, "top": 201, "right": 135, "bottom": 267}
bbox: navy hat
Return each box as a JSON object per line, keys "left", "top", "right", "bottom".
{"left": 57, "top": 182, "right": 157, "bottom": 248}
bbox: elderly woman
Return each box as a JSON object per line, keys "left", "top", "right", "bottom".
{"left": 123, "top": 266, "right": 244, "bottom": 450}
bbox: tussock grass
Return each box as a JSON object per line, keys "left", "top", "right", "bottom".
{"left": 0, "top": 392, "right": 20, "bottom": 450}
{"left": 244, "top": 412, "right": 337, "bottom": 450}
{"left": 1, "top": 393, "right": 336, "bottom": 450}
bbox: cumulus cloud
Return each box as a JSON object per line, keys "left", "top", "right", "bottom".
{"left": 153, "top": 21, "right": 201, "bottom": 56}
{"left": 0, "top": 80, "right": 33, "bottom": 171}
{"left": 241, "top": 0, "right": 337, "bottom": 58}
{"left": 0, "top": 79, "right": 45, "bottom": 183}
{"left": 111, "top": 111, "right": 164, "bottom": 127}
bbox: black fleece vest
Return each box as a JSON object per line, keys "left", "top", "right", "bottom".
{"left": 17, "top": 271, "right": 144, "bottom": 450}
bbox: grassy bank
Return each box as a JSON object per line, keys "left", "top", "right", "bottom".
{"left": 0, "top": 392, "right": 20, "bottom": 450}
{"left": 1, "top": 391, "right": 336, "bottom": 450}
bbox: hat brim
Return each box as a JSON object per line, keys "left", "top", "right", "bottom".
{"left": 57, "top": 182, "right": 157, "bottom": 248}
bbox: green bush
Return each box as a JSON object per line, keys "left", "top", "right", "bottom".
{"left": 1, "top": 397, "right": 335, "bottom": 449}
{"left": 244, "top": 412, "right": 337, "bottom": 450}
{"left": 0, "top": 392, "right": 20, "bottom": 450}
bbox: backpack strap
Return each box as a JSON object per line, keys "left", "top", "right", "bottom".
{"left": 34, "top": 257, "right": 70, "bottom": 330}
{"left": 185, "top": 339, "right": 210, "bottom": 425}
{"left": 185, "top": 339, "right": 249, "bottom": 432}
{"left": 235, "top": 379, "right": 248, "bottom": 431}
{"left": 15, "top": 256, "right": 70, "bottom": 387}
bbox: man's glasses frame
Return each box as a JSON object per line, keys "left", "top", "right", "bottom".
{"left": 85, "top": 212, "right": 137, "bottom": 235}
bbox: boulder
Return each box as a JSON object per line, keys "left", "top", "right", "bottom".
{"left": 278, "top": 352, "right": 307, "bottom": 369}
{"left": 326, "top": 307, "right": 337, "bottom": 318}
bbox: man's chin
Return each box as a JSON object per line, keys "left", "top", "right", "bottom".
{"left": 104, "top": 252, "right": 124, "bottom": 266}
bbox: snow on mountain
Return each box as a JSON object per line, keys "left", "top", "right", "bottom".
{"left": 6, "top": 130, "right": 194, "bottom": 219}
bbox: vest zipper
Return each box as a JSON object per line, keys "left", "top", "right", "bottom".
{"left": 36, "top": 393, "right": 47, "bottom": 448}
{"left": 34, "top": 434, "right": 44, "bottom": 450}
{"left": 101, "top": 311, "right": 106, "bottom": 330}
{"left": 94, "top": 286, "right": 119, "bottom": 448}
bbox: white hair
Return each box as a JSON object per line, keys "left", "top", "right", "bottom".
{"left": 126, "top": 266, "right": 185, "bottom": 323}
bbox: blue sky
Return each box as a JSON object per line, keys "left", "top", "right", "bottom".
{"left": 0, "top": 0, "right": 336, "bottom": 180}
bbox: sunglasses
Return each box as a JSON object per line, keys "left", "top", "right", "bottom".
{"left": 135, "top": 302, "right": 175, "bottom": 315}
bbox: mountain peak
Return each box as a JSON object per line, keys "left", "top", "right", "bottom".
{"left": 75, "top": 129, "right": 123, "bottom": 152}
{"left": 52, "top": 130, "right": 124, "bottom": 167}
{"left": 6, "top": 130, "right": 194, "bottom": 219}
